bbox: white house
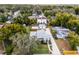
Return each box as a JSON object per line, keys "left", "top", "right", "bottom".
{"left": 36, "top": 29, "right": 50, "bottom": 43}
{"left": 7, "top": 16, "right": 12, "bottom": 20}
{"left": 30, "top": 29, "right": 50, "bottom": 43}
{"left": 13, "top": 10, "right": 20, "bottom": 18}
{"left": 6, "top": 20, "right": 12, "bottom": 24}
{"left": 37, "top": 15, "right": 47, "bottom": 24}
{"left": 30, "top": 14, "right": 49, "bottom": 43}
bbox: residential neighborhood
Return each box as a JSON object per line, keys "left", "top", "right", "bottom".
{"left": 0, "top": 5, "right": 79, "bottom": 55}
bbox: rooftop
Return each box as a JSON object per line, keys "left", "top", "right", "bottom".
{"left": 53, "top": 27, "right": 69, "bottom": 39}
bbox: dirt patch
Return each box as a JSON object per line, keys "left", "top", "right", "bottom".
{"left": 55, "top": 39, "right": 72, "bottom": 51}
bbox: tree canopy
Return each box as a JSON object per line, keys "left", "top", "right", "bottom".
{"left": 67, "top": 31, "right": 79, "bottom": 50}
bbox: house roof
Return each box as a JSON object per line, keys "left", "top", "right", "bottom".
{"left": 53, "top": 27, "right": 69, "bottom": 39}
{"left": 32, "top": 26, "right": 38, "bottom": 29}
{"left": 36, "top": 29, "right": 50, "bottom": 39}
{"left": 6, "top": 20, "right": 11, "bottom": 23}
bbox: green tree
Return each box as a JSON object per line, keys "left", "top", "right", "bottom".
{"left": 0, "top": 14, "right": 8, "bottom": 23}
{"left": 74, "top": 7, "right": 79, "bottom": 15}
{"left": 67, "top": 31, "right": 79, "bottom": 50}
{"left": 0, "top": 24, "right": 28, "bottom": 54}
{"left": 50, "top": 12, "right": 77, "bottom": 27}
{"left": 67, "top": 20, "right": 79, "bottom": 30}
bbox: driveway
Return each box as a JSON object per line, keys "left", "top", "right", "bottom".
{"left": 46, "top": 28, "right": 61, "bottom": 55}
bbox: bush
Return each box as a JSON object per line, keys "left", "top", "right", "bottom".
{"left": 5, "top": 45, "right": 14, "bottom": 55}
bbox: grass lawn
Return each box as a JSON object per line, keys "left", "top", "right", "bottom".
{"left": 33, "top": 44, "right": 49, "bottom": 54}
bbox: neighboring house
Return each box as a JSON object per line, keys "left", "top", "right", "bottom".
{"left": 28, "top": 16, "right": 37, "bottom": 19}
{"left": 32, "top": 13, "right": 37, "bottom": 16}
{"left": 8, "top": 11, "right": 13, "bottom": 15}
{"left": 28, "top": 13, "right": 39, "bottom": 19}
{"left": 53, "top": 27, "right": 69, "bottom": 39}
{"left": 13, "top": 10, "right": 20, "bottom": 18}
{"left": 6, "top": 20, "right": 12, "bottom": 24}
{"left": 31, "top": 26, "right": 38, "bottom": 30}
{"left": 7, "top": 16, "right": 12, "bottom": 20}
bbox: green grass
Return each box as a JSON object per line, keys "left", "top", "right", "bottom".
{"left": 33, "top": 44, "right": 49, "bottom": 54}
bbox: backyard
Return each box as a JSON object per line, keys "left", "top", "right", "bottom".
{"left": 32, "top": 44, "right": 49, "bottom": 54}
